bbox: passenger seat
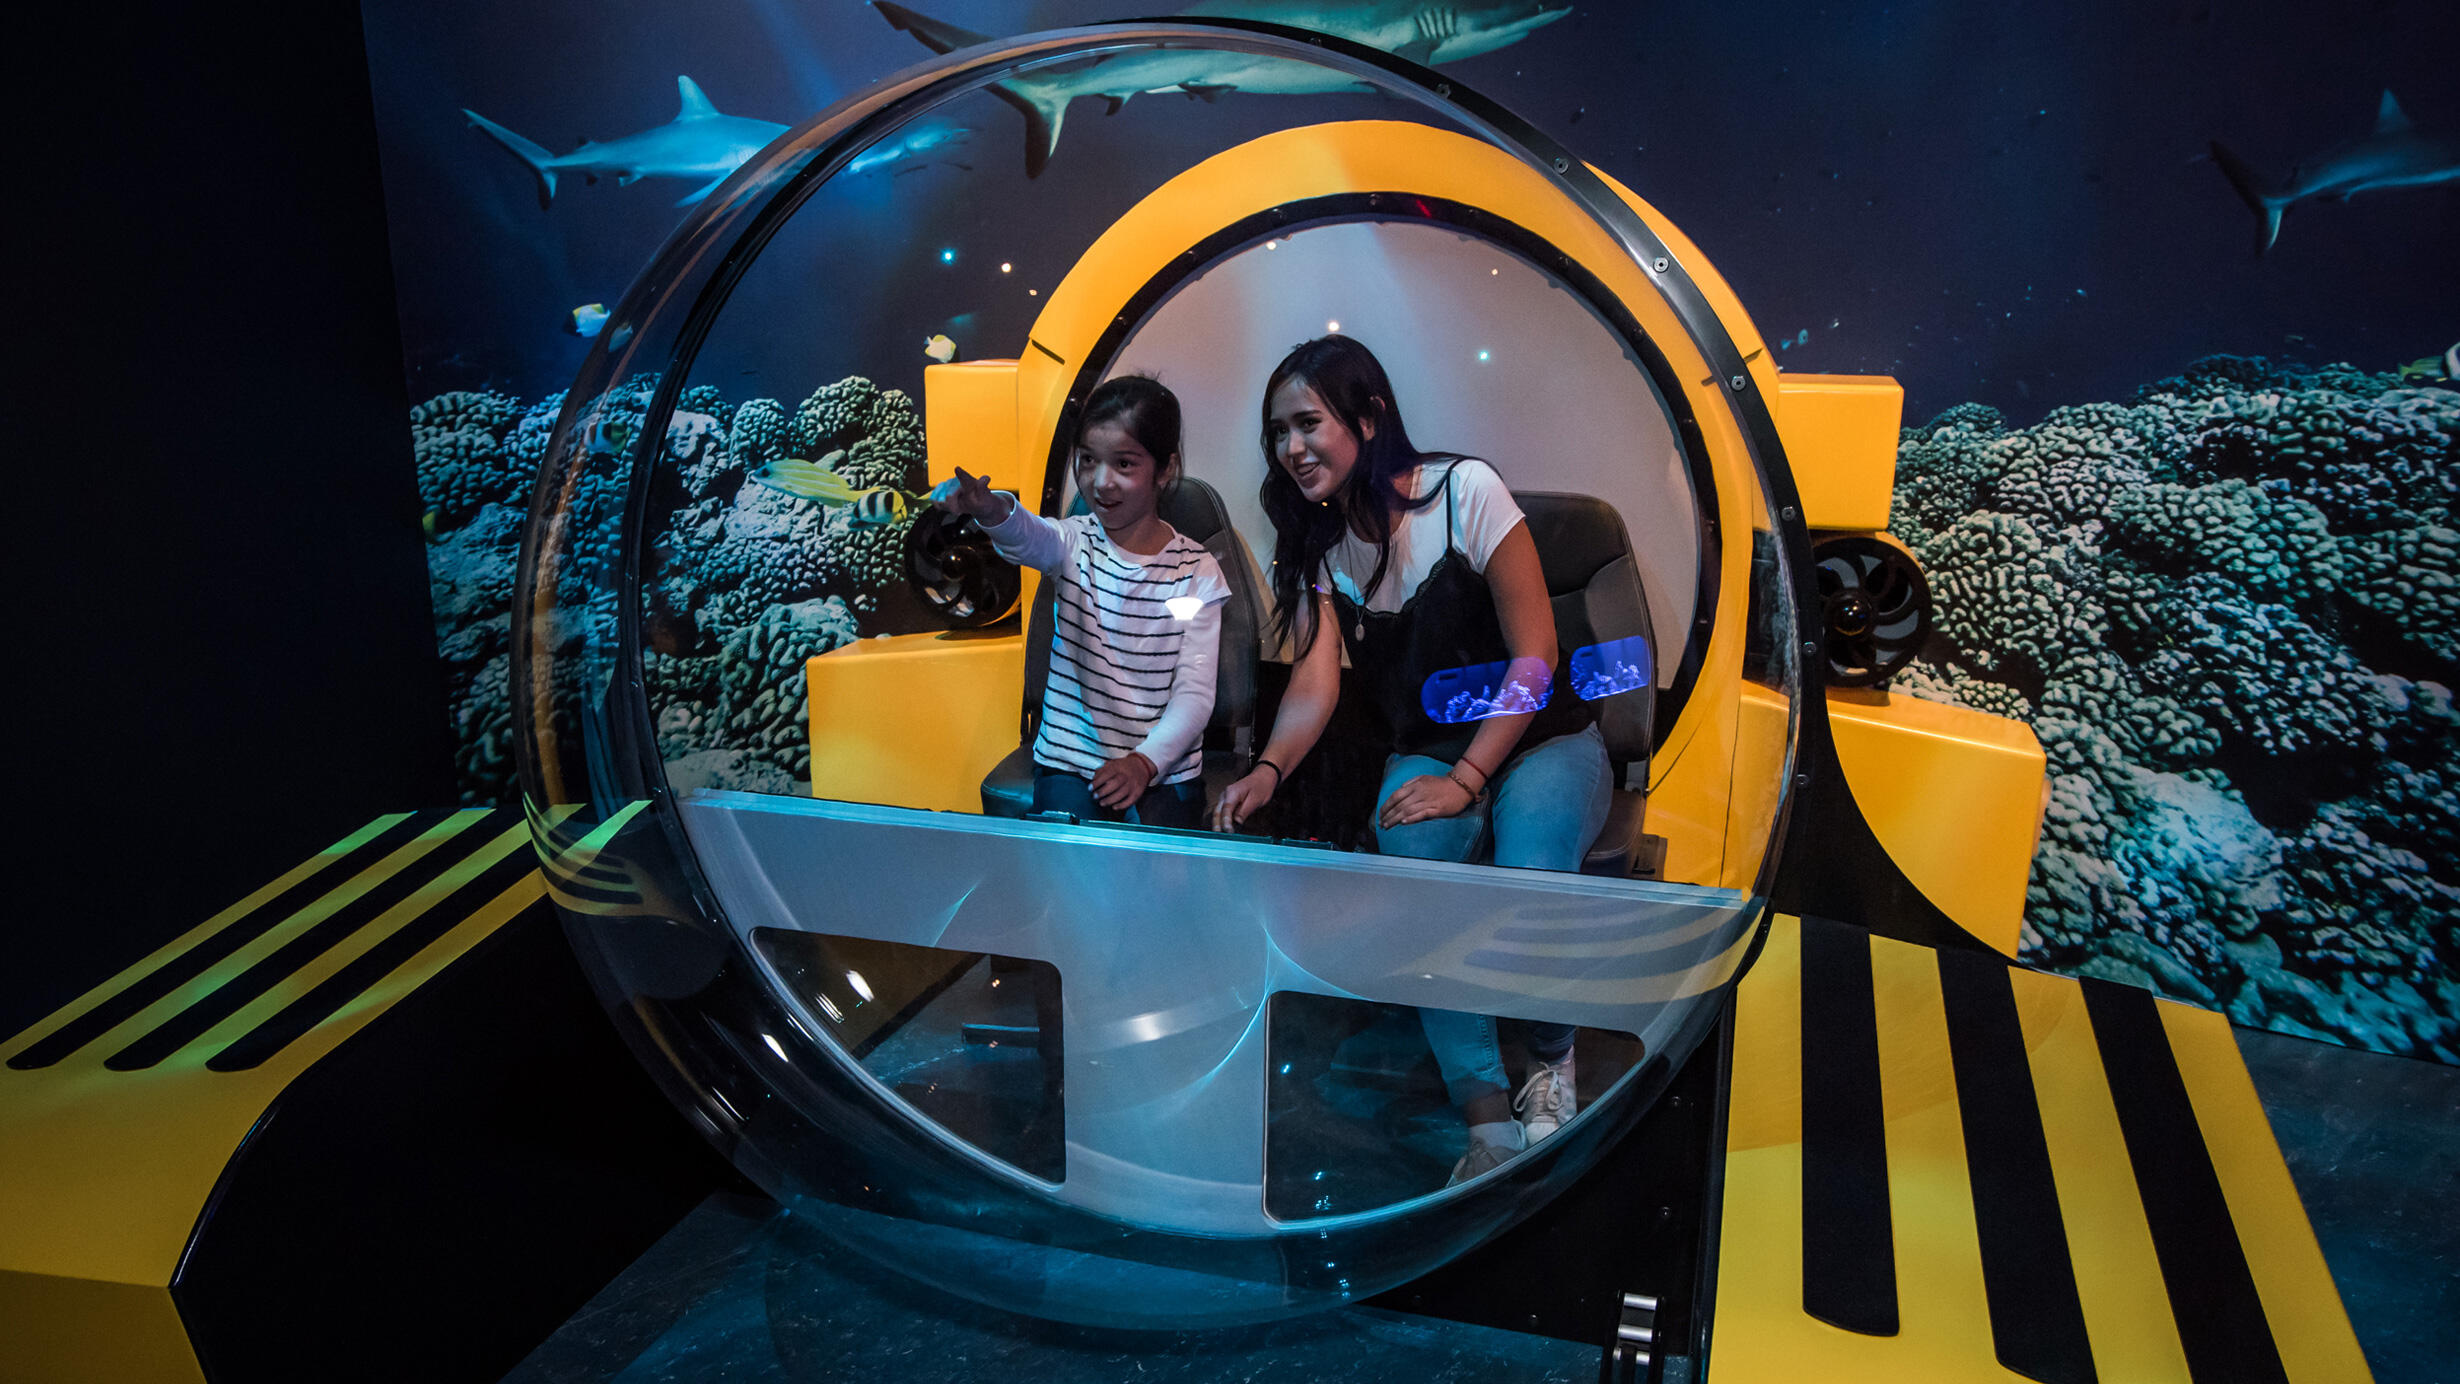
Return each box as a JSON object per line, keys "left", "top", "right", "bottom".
{"left": 1515, "top": 491, "right": 1664, "bottom": 878}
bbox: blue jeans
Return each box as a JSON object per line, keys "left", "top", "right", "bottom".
{"left": 1376, "top": 725, "right": 1611, "bottom": 1106}
{"left": 1032, "top": 770, "right": 1206, "bottom": 830}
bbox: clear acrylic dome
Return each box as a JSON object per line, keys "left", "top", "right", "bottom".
{"left": 515, "top": 17, "right": 1819, "bottom": 1328}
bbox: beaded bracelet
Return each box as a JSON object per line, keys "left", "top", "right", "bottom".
{"left": 1446, "top": 758, "right": 1491, "bottom": 802}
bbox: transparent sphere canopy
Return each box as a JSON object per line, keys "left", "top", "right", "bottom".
{"left": 515, "top": 18, "right": 1819, "bottom": 1328}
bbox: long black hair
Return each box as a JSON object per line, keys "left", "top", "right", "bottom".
{"left": 1259, "top": 335, "right": 1458, "bottom": 655}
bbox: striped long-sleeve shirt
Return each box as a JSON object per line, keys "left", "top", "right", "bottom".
{"left": 984, "top": 503, "right": 1231, "bottom": 784}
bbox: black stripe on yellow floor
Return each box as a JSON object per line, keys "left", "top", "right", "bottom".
{"left": 206, "top": 846, "right": 542, "bottom": 1071}
{"left": 2081, "top": 979, "right": 2289, "bottom": 1384}
{"left": 104, "top": 813, "right": 507, "bottom": 1071}
{"left": 6, "top": 812, "right": 452, "bottom": 1070}
{"left": 1938, "top": 949, "right": 2097, "bottom": 1384}
{"left": 1799, "top": 914, "right": 1899, "bottom": 1335}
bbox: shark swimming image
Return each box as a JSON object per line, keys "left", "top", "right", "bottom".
{"left": 2210, "top": 90, "right": 2458, "bottom": 253}
{"left": 873, "top": 0, "right": 1572, "bottom": 176}
{"left": 465, "top": 76, "right": 788, "bottom": 209}
{"left": 845, "top": 120, "right": 977, "bottom": 177}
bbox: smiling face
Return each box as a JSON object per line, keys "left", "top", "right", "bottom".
{"left": 1266, "top": 376, "right": 1375, "bottom": 505}
{"left": 1074, "top": 419, "right": 1171, "bottom": 536}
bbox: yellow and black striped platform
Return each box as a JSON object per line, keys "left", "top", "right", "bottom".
{"left": 1710, "top": 913, "right": 2371, "bottom": 1383}
{"left": 0, "top": 808, "right": 542, "bottom": 1380}
{"left": 0, "top": 806, "right": 738, "bottom": 1384}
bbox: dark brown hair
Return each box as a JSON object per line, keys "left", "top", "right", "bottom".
{"left": 1258, "top": 335, "right": 1456, "bottom": 655}
{"left": 1081, "top": 374, "right": 1182, "bottom": 473}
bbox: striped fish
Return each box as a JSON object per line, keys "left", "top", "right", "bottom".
{"left": 754, "top": 452, "right": 912, "bottom": 525}
{"left": 849, "top": 488, "right": 909, "bottom": 527}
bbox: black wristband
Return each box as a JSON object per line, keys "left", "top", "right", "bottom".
{"left": 1254, "top": 757, "right": 1284, "bottom": 786}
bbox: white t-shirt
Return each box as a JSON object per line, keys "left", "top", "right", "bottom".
{"left": 983, "top": 504, "right": 1232, "bottom": 783}
{"left": 1324, "top": 459, "right": 1525, "bottom": 612}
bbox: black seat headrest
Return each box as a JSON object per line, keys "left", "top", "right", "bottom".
{"left": 1161, "top": 477, "right": 1233, "bottom": 546}
{"left": 1514, "top": 489, "right": 1656, "bottom": 766}
{"left": 1515, "top": 491, "right": 1635, "bottom": 595}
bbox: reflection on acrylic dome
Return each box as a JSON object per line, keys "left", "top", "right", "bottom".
{"left": 514, "top": 18, "right": 1819, "bottom": 1328}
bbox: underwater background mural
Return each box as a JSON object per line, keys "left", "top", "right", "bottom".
{"left": 361, "top": 0, "right": 2457, "bottom": 1059}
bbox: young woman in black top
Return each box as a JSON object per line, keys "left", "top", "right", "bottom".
{"left": 1212, "top": 336, "right": 1611, "bottom": 1183}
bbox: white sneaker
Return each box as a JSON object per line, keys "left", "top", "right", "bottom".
{"left": 1447, "top": 1136, "right": 1518, "bottom": 1187}
{"left": 1515, "top": 1053, "right": 1577, "bottom": 1142}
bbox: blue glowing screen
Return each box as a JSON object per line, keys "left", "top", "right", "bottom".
{"left": 1420, "top": 659, "right": 1552, "bottom": 724}
{"left": 1570, "top": 637, "right": 1653, "bottom": 701}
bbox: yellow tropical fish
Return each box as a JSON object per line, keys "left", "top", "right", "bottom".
{"left": 755, "top": 453, "right": 913, "bottom": 525}
{"left": 755, "top": 453, "right": 860, "bottom": 503}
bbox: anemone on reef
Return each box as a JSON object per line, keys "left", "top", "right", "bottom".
{"left": 1891, "top": 355, "right": 2459, "bottom": 1060}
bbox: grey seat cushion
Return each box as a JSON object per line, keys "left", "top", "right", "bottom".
{"left": 980, "top": 745, "right": 1038, "bottom": 818}
{"left": 1580, "top": 789, "right": 1651, "bottom": 877}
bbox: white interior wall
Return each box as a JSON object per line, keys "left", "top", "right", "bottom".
{"left": 1101, "top": 219, "right": 1697, "bottom": 678}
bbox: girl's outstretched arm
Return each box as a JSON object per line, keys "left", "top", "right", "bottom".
{"left": 939, "top": 467, "right": 1069, "bottom": 574}
{"left": 1213, "top": 590, "right": 1340, "bottom": 831}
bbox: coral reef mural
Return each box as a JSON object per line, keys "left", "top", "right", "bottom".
{"left": 411, "top": 353, "right": 2458, "bottom": 1059}
{"left": 368, "top": 0, "right": 2456, "bottom": 1060}
{"left": 416, "top": 373, "right": 928, "bottom": 804}
{"left": 1891, "top": 358, "right": 2459, "bottom": 1059}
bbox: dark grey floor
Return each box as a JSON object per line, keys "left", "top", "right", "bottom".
{"left": 501, "top": 1193, "right": 1600, "bottom": 1384}
{"left": 2236, "top": 1027, "right": 2459, "bottom": 1384}
{"left": 506, "top": 1024, "right": 2456, "bottom": 1383}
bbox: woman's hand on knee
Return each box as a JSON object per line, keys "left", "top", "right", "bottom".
{"left": 1212, "top": 771, "right": 1275, "bottom": 832}
{"left": 1378, "top": 774, "right": 1476, "bottom": 829}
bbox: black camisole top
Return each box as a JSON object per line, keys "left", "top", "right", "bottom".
{"left": 1326, "top": 465, "right": 1593, "bottom": 765}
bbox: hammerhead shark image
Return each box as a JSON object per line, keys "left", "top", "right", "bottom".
{"left": 465, "top": 77, "right": 789, "bottom": 210}
{"left": 2210, "top": 90, "right": 2458, "bottom": 254}
{"left": 872, "top": 0, "right": 1574, "bottom": 177}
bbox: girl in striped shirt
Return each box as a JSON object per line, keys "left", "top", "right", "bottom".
{"left": 939, "top": 376, "right": 1231, "bottom": 829}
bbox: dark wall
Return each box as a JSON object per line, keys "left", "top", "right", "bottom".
{"left": 15, "top": 1, "right": 457, "bottom": 1040}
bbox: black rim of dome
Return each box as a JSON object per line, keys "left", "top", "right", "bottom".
{"left": 520, "top": 21, "right": 1826, "bottom": 1244}
{"left": 570, "top": 18, "right": 1824, "bottom": 921}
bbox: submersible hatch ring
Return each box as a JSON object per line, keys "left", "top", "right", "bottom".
{"left": 514, "top": 16, "right": 1827, "bottom": 1328}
